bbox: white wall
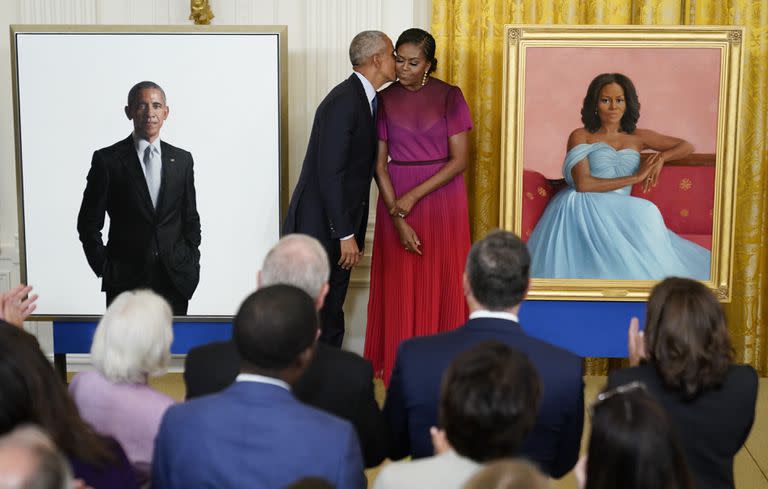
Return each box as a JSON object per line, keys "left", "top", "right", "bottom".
{"left": 0, "top": 0, "right": 431, "bottom": 359}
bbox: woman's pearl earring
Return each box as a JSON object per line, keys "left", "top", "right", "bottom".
{"left": 421, "top": 71, "right": 429, "bottom": 86}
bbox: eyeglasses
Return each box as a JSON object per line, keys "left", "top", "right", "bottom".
{"left": 589, "top": 381, "right": 647, "bottom": 418}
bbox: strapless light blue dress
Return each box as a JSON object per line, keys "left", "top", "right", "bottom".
{"left": 528, "top": 142, "right": 711, "bottom": 280}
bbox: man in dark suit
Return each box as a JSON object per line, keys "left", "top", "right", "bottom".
{"left": 153, "top": 285, "right": 365, "bottom": 489}
{"left": 77, "top": 81, "right": 201, "bottom": 315}
{"left": 384, "top": 230, "right": 584, "bottom": 478}
{"left": 283, "top": 30, "right": 396, "bottom": 347}
{"left": 183, "top": 234, "right": 387, "bottom": 467}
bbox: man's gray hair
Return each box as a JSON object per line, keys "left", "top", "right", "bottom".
{"left": 349, "top": 30, "right": 389, "bottom": 66}
{"left": 0, "top": 426, "right": 73, "bottom": 489}
{"left": 91, "top": 289, "right": 173, "bottom": 383}
{"left": 260, "top": 234, "right": 330, "bottom": 300}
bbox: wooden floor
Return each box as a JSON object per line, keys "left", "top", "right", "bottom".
{"left": 146, "top": 374, "right": 767, "bottom": 488}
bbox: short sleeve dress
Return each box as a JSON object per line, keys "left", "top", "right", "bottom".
{"left": 364, "top": 78, "right": 473, "bottom": 383}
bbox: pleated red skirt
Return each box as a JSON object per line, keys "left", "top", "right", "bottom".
{"left": 364, "top": 161, "right": 470, "bottom": 384}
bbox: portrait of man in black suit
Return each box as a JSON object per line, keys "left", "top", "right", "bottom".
{"left": 77, "top": 81, "right": 201, "bottom": 315}
{"left": 283, "top": 30, "right": 396, "bottom": 347}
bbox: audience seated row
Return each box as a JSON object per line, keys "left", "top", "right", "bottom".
{"left": 0, "top": 229, "right": 758, "bottom": 489}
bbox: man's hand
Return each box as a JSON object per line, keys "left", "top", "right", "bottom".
{"left": 430, "top": 426, "right": 451, "bottom": 455}
{"left": 0, "top": 285, "right": 38, "bottom": 328}
{"left": 338, "top": 238, "right": 362, "bottom": 270}
{"left": 628, "top": 317, "right": 646, "bottom": 367}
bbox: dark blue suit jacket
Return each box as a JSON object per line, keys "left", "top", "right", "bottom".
{"left": 283, "top": 74, "right": 376, "bottom": 247}
{"left": 384, "top": 316, "right": 584, "bottom": 477}
{"left": 152, "top": 381, "right": 366, "bottom": 489}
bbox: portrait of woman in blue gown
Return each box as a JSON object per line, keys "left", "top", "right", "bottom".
{"left": 527, "top": 73, "right": 711, "bottom": 280}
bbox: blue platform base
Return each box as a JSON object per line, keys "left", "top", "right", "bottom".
{"left": 53, "top": 301, "right": 645, "bottom": 358}
{"left": 518, "top": 301, "right": 645, "bottom": 358}
{"left": 53, "top": 321, "right": 232, "bottom": 354}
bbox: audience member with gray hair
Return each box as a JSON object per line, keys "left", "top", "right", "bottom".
{"left": 0, "top": 426, "right": 73, "bottom": 489}
{"left": 69, "top": 290, "right": 175, "bottom": 479}
{"left": 184, "top": 234, "right": 387, "bottom": 467}
{"left": 283, "top": 29, "right": 396, "bottom": 348}
{"left": 384, "top": 230, "right": 584, "bottom": 478}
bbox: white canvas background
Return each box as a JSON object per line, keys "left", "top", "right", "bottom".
{"left": 14, "top": 30, "right": 282, "bottom": 318}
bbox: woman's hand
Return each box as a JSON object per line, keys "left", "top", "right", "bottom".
{"left": 641, "top": 152, "right": 665, "bottom": 193}
{"left": 635, "top": 154, "right": 663, "bottom": 192}
{"left": 627, "top": 317, "right": 647, "bottom": 367}
{"left": 389, "top": 192, "right": 418, "bottom": 218}
{"left": 0, "top": 284, "right": 38, "bottom": 328}
{"left": 394, "top": 218, "right": 422, "bottom": 255}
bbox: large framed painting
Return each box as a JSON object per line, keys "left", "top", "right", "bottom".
{"left": 11, "top": 25, "right": 288, "bottom": 319}
{"left": 500, "top": 25, "right": 743, "bottom": 301}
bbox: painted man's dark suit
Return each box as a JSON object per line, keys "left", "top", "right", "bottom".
{"left": 283, "top": 74, "right": 377, "bottom": 347}
{"left": 183, "top": 340, "right": 388, "bottom": 468}
{"left": 384, "top": 317, "right": 585, "bottom": 478}
{"left": 77, "top": 135, "right": 201, "bottom": 313}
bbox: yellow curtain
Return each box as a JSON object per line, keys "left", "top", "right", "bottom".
{"left": 432, "top": 0, "right": 768, "bottom": 375}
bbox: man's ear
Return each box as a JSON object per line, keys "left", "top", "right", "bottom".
{"left": 315, "top": 282, "right": 330, "bottom": 311}
{"left": 124, "top": 105, "right": 132, "bottom": 120}
{"left": 462, "top": 272, "right": 471, "bottom": 297}
{"left": 296, "top": 340, "right": 317, "bottom": 371}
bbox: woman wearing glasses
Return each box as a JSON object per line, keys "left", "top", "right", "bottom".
{"left": 608, "top": 277, "right": 758, "bottom": 489}
{"left": 576, "top": 384, "right": 693, "bottom": 489}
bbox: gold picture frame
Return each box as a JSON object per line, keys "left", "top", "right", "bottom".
{"left": 500, "top": 25, "right": 743, "bottom": 302}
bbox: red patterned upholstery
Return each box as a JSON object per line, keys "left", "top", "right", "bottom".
{"left": 630, "top": 165, "right": 715, "bottom": 240}
{"left": 522, "top": 160, "right": 715, "bottom": 250}
{"left": 521, "top": 170, "right": 554, "bottom": 242}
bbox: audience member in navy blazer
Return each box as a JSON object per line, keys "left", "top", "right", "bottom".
{"left": 152, "top": 285, "right": 366, "bottom": 489}
{"left": 384, "top": 230, "right": 584, "bottom": 478}
{"left": 183, "top": 234, "right": 387, "bottom": 467}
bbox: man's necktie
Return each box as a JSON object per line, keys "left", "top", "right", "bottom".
{"left": 143, "top": 145, "right": 161, "bottom": 208}
{"left": 372, "top": 94, "right": 378, "bottom": 120}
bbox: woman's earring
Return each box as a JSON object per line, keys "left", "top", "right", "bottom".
{"left": 422, "top": 71, "right": 429, "bottom": 86}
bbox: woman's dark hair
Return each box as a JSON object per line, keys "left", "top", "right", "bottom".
{"left": 586, "top": 386, "right": 693, "bottom": 489}
{"left": 581, "top": 73, "right": 640, "bottom": 133}
{"left": 395, "top": 28, "right": 438, "bottom": 74}
{"left": 644, "top": 277, "right": 733, "bottom": 399}
{"left": 0, "top": 323, "right": 115, "bottom": 466}
{"left": 439, "top": 341, "right": 541, "bottom": 462}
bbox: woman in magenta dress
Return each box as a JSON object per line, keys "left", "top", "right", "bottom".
{"left": 365, "top": 28, "right": 472, "bottom": 383}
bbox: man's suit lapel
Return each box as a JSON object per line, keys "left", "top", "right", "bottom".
{"left": 156, "top": 141, "right": 179, "bottom": 216}
{"left": 347, "top": 74, "right": 378, "bottom": 180}
{"left": 348, "top": 74, "right": 377, "bottom": 131}
{"left": 118, "top": 135, "right": 155, "bottom": 218}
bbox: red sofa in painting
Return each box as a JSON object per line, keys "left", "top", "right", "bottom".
{"left": 521, "top": 154, "right": 716, "bottom": 250}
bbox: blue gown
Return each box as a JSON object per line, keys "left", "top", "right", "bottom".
{"left": 528, "top": 142, "right": 710, "bottom": 280}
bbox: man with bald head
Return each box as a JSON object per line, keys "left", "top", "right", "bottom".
{"left": 284, "top": 30, "right": 397, "bottom": 347}
{"left": 0, "top": 426, "right": 72, "bottom": 489}
{"left": 184, "top": 234, "right": 387, "bottom": 467}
